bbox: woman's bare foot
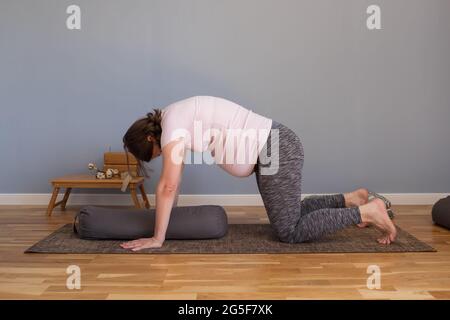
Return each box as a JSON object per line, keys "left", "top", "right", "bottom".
{"left": 344, "top": 188, "right": 370, "bottom": 228}
{"left": 344, "top": 188, "right": 369, "bottom": 207}
{"left": 359, "top": 198, "right": 397, "bottom": 244}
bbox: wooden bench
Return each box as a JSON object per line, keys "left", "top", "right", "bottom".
{"left": 46, "top": 152, "right": 150, "bottom": 216}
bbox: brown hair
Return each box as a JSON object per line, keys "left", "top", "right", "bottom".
{"left": 122, "top": 109, "right": 163, "bottom": 177}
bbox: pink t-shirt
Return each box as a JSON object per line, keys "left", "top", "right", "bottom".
{"left": 160, "top": 96, "right": 273, "bottom": 177}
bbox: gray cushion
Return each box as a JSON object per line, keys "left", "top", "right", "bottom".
{"left": 74, "top": 205, "right": 228, "bottom": 240}
{"left": 432, "top": 196, "right": 450, "bottom": 230}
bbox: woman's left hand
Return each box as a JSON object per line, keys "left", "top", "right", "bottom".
{"left": 120, "top": 237, "right": 164, "bottom": 251}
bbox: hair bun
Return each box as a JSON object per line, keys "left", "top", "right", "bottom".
{"left": 144, "top": 109, "right": 163, "bottom": 135}
{"left": 146, "top": 109, "right": 162, "bottom": 122}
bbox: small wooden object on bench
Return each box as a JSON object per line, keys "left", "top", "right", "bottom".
{"left": 47, "top": 152, "right": 150, "bottom": 216}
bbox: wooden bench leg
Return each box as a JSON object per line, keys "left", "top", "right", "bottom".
{"left": 47, "top": 187, "right": 60, "bottom": 216}
{"left": 130, "top": 187, "right": 141, "bottom": 208}
{"left": 61, "top": 188, "right": 72, "bottom": 210}
{"left": 139, "top": 184, "right": 150, "bottom": 209}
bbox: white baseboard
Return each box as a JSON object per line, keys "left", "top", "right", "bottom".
{"left": 0, "top": 193, "right": 447, "bottom": 206}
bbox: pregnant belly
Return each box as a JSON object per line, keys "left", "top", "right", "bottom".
{"left": 217, "top": 163, "right": 256, "bottom": 177}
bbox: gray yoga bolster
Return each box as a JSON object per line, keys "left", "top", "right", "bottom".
{"left": 432, "top": 196, "right": 450, "bottom": 230}
{"left": 74, "top": 205, "right": 228, "bottom": 240}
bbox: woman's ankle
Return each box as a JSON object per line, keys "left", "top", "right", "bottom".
{"left": 359, "top": 203, "right": 373, "bottom": 224}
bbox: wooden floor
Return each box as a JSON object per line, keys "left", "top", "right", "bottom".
{"left": 0, "top": 204, "right": 449, "bottom": 300}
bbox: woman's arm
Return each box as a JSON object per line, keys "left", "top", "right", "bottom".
{"left": 120, "top": 139, "right": 185, "bottom": 251}
{"left": 153, "top": 140, "right": 185, "bottom": 241}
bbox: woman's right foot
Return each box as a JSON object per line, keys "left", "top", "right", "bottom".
{"left": 359, "top": 198, "right": 397, "bottom": 244}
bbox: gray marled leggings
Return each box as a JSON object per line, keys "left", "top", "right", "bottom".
{"left": 255, "top": 121, "right": 362, "bottom": 243}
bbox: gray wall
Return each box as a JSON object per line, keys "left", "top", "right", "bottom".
{"left": 1, "top": 0, "right": 449, "bottom": 195}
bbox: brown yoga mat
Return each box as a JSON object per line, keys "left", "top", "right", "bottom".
{"left": 25, "top": 223, "right": 435, "bottom": 254}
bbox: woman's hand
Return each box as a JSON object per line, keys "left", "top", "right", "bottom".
{"left": 120, "top": 237, "right": 164, "bottom": 251}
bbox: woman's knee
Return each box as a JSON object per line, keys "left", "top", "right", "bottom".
{"left": 276, "top": 227, "right": 312, "bottom": 244}
{"left": 276, "top": 230, "right": 297, "bottom": 243}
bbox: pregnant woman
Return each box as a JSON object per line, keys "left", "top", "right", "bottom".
{"left": 121, "top": 96, "right": 396, "bottom": 251}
